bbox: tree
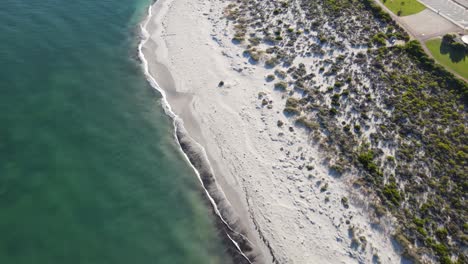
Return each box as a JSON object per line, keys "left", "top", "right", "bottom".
{"left": 442, "top": 34, "right": 456, "bottom": 44}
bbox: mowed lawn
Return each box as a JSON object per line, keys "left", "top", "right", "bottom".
{"left": 382, "top": 0, "right": 425, "bottom": 16}
{"left": 426, "top": 38, "right": 468, "bottom": 80}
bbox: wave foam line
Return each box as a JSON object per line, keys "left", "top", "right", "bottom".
{"left": 138, "top": 4, "right": 254, "bottom": 263}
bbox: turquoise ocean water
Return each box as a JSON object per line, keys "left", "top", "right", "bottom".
{"left": 0, "top": 0, "right": 228, "bottom": 263}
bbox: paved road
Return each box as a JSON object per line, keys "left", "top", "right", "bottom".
{"left": 418, "top": 0, "right": 468, "bottom": 28}
{"left": 400, "top": 9, "right": 460, "bottom": 40}
{"left": 453, "top": 0, "right": 468, "bottom": 8}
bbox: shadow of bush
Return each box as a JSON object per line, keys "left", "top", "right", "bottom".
{"left": 440, "top": 39, "right": 467, "bottom": 63}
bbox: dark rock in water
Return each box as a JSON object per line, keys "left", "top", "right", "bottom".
{"left": 218, "top": 81, "right": 225, "bottom": 87}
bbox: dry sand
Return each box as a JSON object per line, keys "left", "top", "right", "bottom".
{"left": 141, "top": 0, "right": 405, "bottom": 263}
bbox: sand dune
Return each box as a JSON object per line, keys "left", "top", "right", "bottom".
{"left": 141, "top": 0, "right": 404, "bottom": 263}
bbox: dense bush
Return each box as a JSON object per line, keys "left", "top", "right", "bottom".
{"left": 225, "top": 0, "right": 467, "bottom": 262}
{"left": 404, "top": 41, "right": 468, "bottom": 102}
{"left": 274, "top": 81, "right": 288, "bottom": 91}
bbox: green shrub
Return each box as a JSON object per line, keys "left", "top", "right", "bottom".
{"left": 372, "top": 33, "right": 387, "bottom": 46}
{"left": 435, "top": 228, "right": 448, "bottom": 241}
{"left": 249, "top": 37, "right": 261, "bottom": 45}
{"left": 442, "top": 34, "right": 456, "bottom": 44}
{"left": 296, "top": 116, "right": 319, "bottom": 130}
{"left": 265, "top": 56, "right": 279, "bottom": 67}
{"left": 283, "top": 106, "right": 300, "bottom": 115}
{"left": 274, "top": 81, "right": 288, "bottom": 91}
{"left": 286, "top": 97, "right": 299, "bottom": 108}
{"left": 232, "top": 35, "right": 244, "bottom": 43}
{"left": 354, "top": 124, "right": 361, "bottom": 132}
{"left": 250, "top": 52, "right": 260, "bottom": 62}
{"left": 383, "top": 180, "right": 401, "bottom": 205}
{"left": 358, "top": 151, "right": 374, "bottom": 165}
{"left": 341, "top": 197, "right": 349, "bottom": 208}
{"left": 361, "top": 0, "right": 392, "bottom": 22}
{"left": 274, "top": 69, "right": 287, "bottom": 79}
{"left": 334, "top": 81, "right": 343, "bottom": 87}
{"left": 358, "top": 150, "right": 382, "bottom": 175}
{"left": 432, "top": 243, "right": 449, "bottom": 258}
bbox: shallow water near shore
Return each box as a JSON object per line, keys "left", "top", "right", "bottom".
{"left": 0, "top": 0, "right": 228, "bottom": 263}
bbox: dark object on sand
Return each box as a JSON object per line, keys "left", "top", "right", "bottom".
{"left": 218, "top": 81, "right": 224, "bottom": 87}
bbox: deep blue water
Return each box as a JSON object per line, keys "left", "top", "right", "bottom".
{"left": 0, "top": 0, "right": 227, "bottom": 263}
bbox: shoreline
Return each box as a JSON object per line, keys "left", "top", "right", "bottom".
{"left": 138, "top": 2, "right": 264, "bottom": 263}
{"left": 139, "top": 0, "right": 405, "bottom": 263}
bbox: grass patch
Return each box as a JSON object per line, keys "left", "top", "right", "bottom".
{"left": 381, "top": 0, "right": 425, "bottom": 16}
{"left": 426, "top": 38, "right": 468, "bottom": 80}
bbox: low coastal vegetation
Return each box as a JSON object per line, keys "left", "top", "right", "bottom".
{"left": 426, "top": 35, "right": 468, "bottom": 80}
{"left": 380, "top": 0, "right": 425, "bottom": 16}
{"left": 224, "top": 0, "right": 467, "bottom": 263}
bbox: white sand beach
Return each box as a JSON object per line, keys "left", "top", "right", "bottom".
{"left": 141, "top": 0, "right": 404, "bottom": 263}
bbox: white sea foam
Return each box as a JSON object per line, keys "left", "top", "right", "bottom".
{"left": 138, "top": 4, "right": 254, "bottom": 263}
